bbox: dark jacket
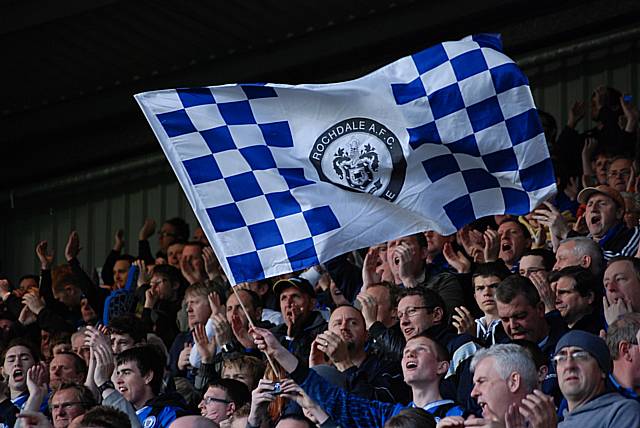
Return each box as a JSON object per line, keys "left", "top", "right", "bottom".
{"left": 271, "top": 311, "right": 327, "bottom": 362}
{"left": 341, "top": 353, "right": 411, "bottom": 404}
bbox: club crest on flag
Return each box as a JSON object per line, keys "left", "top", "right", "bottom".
{"left": 310, "top": 118, "right": 406, "bottom": 201}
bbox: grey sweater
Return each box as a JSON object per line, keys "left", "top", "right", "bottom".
{"left": 559, "top": 392, "right": 640, "bottom": 428}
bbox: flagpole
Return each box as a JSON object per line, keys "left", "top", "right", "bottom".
{"left": 230, "top": 285, "right": 280, "bottom": 379}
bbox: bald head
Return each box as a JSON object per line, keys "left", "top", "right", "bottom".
{"left": 170, "top": 416, "right": 220, "bottom": 428}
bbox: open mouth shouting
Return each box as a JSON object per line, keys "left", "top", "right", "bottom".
{"left": 12, "top": 369, "right": 24, "bottom": 383}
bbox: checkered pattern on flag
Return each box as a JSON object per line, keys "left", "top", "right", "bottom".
{"left": 135, "top": 34, "right": 556, "bottom": 285}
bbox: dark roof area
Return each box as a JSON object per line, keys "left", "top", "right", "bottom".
{"left": 2, "top": 0, "right": 639, "bottom": 190}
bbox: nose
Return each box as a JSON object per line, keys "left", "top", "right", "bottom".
{"left": 470, "top": 383, "right": 479, "bottom": 398}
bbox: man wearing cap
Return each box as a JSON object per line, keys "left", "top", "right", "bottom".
{"left": 537, "top": 185, "right": 640, "bottom": 261}
{"left": 555, "top": 330, "right": 640, "bottom": 427}
{"left": 271, "top": 277, "right": 327, "bottom": 362}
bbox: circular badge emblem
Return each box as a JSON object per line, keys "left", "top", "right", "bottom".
{"left": 310, "top": 118, "right": 406, "bottom": 201}
{"left": 143, "top": 416, "right": 157, "bottom": 428}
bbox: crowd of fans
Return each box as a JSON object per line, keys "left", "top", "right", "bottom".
{"left": 0, "top": 86, "right": 640, "bottom": 428}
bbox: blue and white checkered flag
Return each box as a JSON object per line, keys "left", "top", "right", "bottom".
{"left": 135, "top": 34, "right": 556, "bottom": 285}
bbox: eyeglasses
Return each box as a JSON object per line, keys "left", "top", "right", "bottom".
{"left": 552, "top": 350, "right": 592, "bottom": 365}
{"left": 397, "top": 306, "right": 433, "bottom": 319}
{"left": 51, "top": 401, "right": 86, "bottom": 411}
{"left": 608, "top": 169, "right": 631, "bottom": 178}
{"left": 202, "top": 396, "right": 231, "bottom": 405}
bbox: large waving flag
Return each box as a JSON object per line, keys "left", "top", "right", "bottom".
{"left": 135, "top": 34, "right": 556, "bottom": 285}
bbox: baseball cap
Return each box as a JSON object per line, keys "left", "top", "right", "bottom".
{"left": 273, "top": 277, "right": 315, "bottom": 298}
{"left": 577, "top": 185, "right": 625, "bottom": 209}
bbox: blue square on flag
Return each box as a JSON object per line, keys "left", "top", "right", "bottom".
{"left": 177, "top": 88, "right": 216, "bottom": 108}
{"left": 241, "top": 85, "right": 278, "bottom": 99}
{"left": 201, "top": 126, "right": 237, "bottom": 153}
{"left": 466, "top": 96, "right": 504, "bottom": 132}
{"left": 225, "top": 172, "right": 264, "bottom": 202}
{"left": 303, "top": 206, "right": 340, "bottom": 236}
{"left": 462, "top": 169, "right": 499, "bottom": 193}
{"left": 428, "top": 84, "right": 465, "bottom": 120}
{"left": 444, "top": 194, "right": 476, "bottom": 230}
{"left": 227, "top": 252, "right": 264, "bottom": 282}
{"left": 183, "top": 155, "right": 222, "bottom": 185}
{"left": 206, "top": 204, "right": 246, "bottom": 232}
{"left": 412, "top": 44, "right": 448, "bottom": 74}
{"left": 408, "top": 121, "right": 440, "bottom": 150}
{"left": 491, "top": 63, "right": 528, "bottom": 94}
{"left": 483, "top": 148, "right": 519, "bottom": 172}
{"left": 423, "top": 154, "right": 460, "bottom": 182}
{"left": 240, "top": 146, "right": 277, "bottom": 170}
{"left": 506, "top": 109, "right": 543, "bottom": 146}
{"left": 266, "top": 191, "right": 302, "bottom": 218}
{"left": 219, "top": 101, "right": 256, "bottom": 125}
{"left": 279, "top": 168, "right": 314, "bottom": 189}
{"left": 157, "top": 110, "right": 197, "bottom": 137}
{"left": 286, "top": 238, "right": 319, "bottom": 270}
{"left": 260, "top": 122, "right": 294, "bottom": 148}
{"left": 451, "top": 49, "right": 489, "bottom": 81}
{"left": 249, "top": 220, "right": 284, "bottom": 250}
{"left": 392, "top": 77, "right": 427, "bottom": 105}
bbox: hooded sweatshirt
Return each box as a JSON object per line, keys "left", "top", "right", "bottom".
{"left": 559, "top": 392, "right": 640, "bottom": 428}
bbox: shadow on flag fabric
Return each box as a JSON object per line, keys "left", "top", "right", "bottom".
{"left": 135, "top": 34, "right": 556, "bottom": 285}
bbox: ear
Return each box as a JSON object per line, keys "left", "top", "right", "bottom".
{"left": 227, "top": 401, "right": 236, "bottom": 417}
{"left": 616, "top": 207, "right": 625, "bottom": 220}
{"left": 432, "top": 307, "right": 444, "bottom": 324}
{"left": 255, "top": 307, "right": 263, "bottom": 320}
{"left": 507, "top": 371, "right": 521, "bottom": 393}
{"left": 620, "top": 341, "right": 632, "bottom": 361}
{"left": 536, "top": 301, "right": 546, "bottom": 318}
{"left": 581, "top": 255, "right": 592, "bottom": 270}
{"left": 586, "top": 292, "right": 595, "bottom": 306}
{"left": 537, "top": 365, "right": 549, "bottom": 384}
{"left": 437, "top": 360, "right": 450, "bottom": 377}
{"left": 143, "top": 370, "right": 154, "bottom": 386}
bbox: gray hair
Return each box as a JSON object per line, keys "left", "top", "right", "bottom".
{"left": 71, "top": 326, "right": 88, "bottom": 343}
{"left": 559, "top": 236, "right": 604, "bottom": 275}
{"left": 606, "top": 313, "right": 640, "bottom": 360}
{"left": 470, "top": 344, "right": 538, "bottom": 393}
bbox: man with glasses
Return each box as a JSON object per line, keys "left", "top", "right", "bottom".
{"left": 605, "top": 156, "right": 633, "bottom": 193}
{"left": 555, "top": 330, "right": 640, "bottom": 426}
{"left": 50, "top": 383, "right": 96, "bottom": 428}
{"left": 371, "top": 287, "right": 452, "bottom": 363}
{"left": 199, "top": 378, "right": 250, "bottom": 424}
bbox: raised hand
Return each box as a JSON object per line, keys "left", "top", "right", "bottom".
{"left": 177, "top": 342, "right": 193, "bottom": 371}
{"left": 567, "top": 100, "right": 585, "bottom": 129}
{"left": 92, "top": 342, "right": 115, "bottom": 387}
{"left": 517, "top": 389, "right": 557, "bottom": 428}
{"left": 442, "top": 242, "right": 471, "bottom": 274}
{"left": 356, "top": 292, "right": 378, "bottom": 329}
{"left": 134, "top": 259, "right": 150, "bottom": 288}
{"left": 603, "top": 296, "right": 632, "bottom": 325}
{"left": 22, "top": 293, "right": 45, "bottom": 316}
{"left": 452, "top": 306, "right": 475, "bottom": 336}
{"left": 482, "top": 229, "right": 500, "bottom": 263}
{"left": 208, "top": 292, "right": 224, "bottom": 318}
{"left": 193, "top": 323, "right": 216, "bottom": 364}
{"left": 529, "top": 271, "right": 556, "bottom": 313}
{"left": 247, "top": 379, "right": 279, "bottom": 427}
{"left": 362, "top": 246, "right": 382, "bottom": 287}
{"left": 64, "top": 231, "right": 81, "bottom": 262}
{"left": 35, "top": 241, "right": 54, "bottom": 270}
{"left": 211, "top": 314, "right": 233, "bottom": 346}
{"left": 138, "top": 218, "right": 156, "bottom": 241}
{"left": 113, "top": 229, "right": 125, "bottom": 252}
{"left": 315, "top": 331, "right": 351, "bottom": 370}
{"left": 202, "top": 247, "right": 221, "bottom": 281}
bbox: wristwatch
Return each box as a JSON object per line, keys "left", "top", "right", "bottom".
{"left": 97, "top": 380, "right": 115, "bottom": 394}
